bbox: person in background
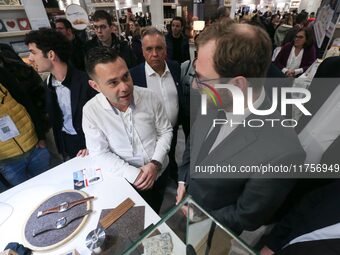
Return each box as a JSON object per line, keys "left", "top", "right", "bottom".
{"left": 176, "top": 22, "right": 305, "bottom": 234}
{"left": 0, "top": 69, "right": 50, "bottom": 189}
{"left": 281, "top": 12, "right": 308, "bottom": 46}
{"left": 130, "top": 27, "right": 185, "bottom": 182}
{"left": 85, "top": 10, "right": 136, "bottom": 68}
{"left": 274, "top": 13, "right": 294, "bottom": 47}
{"left": 83, "top": 47, "right": 172, "bottom": 212}
{"left": 266, "top": 14, "right": 280, "bottom": 48}
{"left": 165, "top": 16, "right": 190, "bottom": 64}
{"left": 274, "top": 28, "right": 316, "bottom": 77}
{"left": 127, "top": 20, "right": 144, "bottom": 64}
{"left": 55, "top": 18, "right": 86, "bottom": 71}
{"left": 25, "top": 29, "right": 97, "bottom": 160}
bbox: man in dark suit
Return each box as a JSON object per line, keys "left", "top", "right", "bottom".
{"left": 176, "top": 22, "right": 305, "bottom": 234}
{"left": 260, "top": 180, "right": 340, "bottom": 255}
{"left": 25, "top": 29, "right": 96, "bottom": 160}
{"left": 130, "top": 27, "right": 185, "bottom": 182}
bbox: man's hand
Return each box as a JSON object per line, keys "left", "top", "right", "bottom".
{"left": 133, "top": 163, "right": 158, "bottom": 190}
{"left": 260, "top": 246, "right": 274, "bottom": 255}
{"left": 176, "top": 182, "right": 186, "bottom": 205}
{"left": 36, "top": 140, "right": 46, "bottom": 148}
{"left": 76, "top": 149, "right": 89, "bottom": 157}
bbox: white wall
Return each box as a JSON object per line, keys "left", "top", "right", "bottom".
{"left": 299, "top": 0, "right": 322, "bottom": 13}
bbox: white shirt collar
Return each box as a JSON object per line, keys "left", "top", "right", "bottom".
{"left": 145, "top": 61, "right": 170, "bottom": 77}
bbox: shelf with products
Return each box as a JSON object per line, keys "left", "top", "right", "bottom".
{"left": 0, "top": 5, "right": 24, "bottom": 11}
{"left": 0, "top": 30, "right": 31, "bottom": 38}
{"left": 0, "top": 4, "right": 31, "bottom": 43}
{"left": 92, "top": 2, "right": 115, "bottom": 8}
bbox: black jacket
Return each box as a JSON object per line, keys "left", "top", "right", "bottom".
{"left": 44, "top": 66, "right": 97, "bottom": 156}
{"left": 85, "top": 33, "right": 137, "bottom": 68}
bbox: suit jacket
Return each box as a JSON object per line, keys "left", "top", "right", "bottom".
{"left": 130, "top": 60, "right": 184, "bottom": 127}
{"left": 165, "top": 33, "right": 190, "bottom": 64}
{"left": 44, "top": 66, "right": 97, "bottom": 156}
{"left": 274, "top": 42, "right": 316, "bottom": 73}
{"left": 180, "top": 97, "right": 306, "bottom": 234}
{"left": 266, "top": 180, "right": 340, "bottom": 252}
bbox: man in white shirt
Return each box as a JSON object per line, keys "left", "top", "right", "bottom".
{"left": 130, "top": 27, "right": 186, "bottom": 182}
{"left": 83, "top": 47, "right": 173, "bottom": 212}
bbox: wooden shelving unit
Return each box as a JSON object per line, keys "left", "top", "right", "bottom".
{"left": 92, "top": 2, "right": 115, "bottom": 8}
{"left": 0, "top": 30, "right": 31, "bottom": 38}
{"left": 0, "top": 5, "right": 24, "bottom": 11}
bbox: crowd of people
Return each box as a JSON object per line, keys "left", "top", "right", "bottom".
{"left": 0, "top": 5, "right": 339, "bottom": 255}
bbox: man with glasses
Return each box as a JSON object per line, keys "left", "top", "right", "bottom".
{"left": 85, "top": 10, "right": 136, "bottom": 68}
{"left": 130, "top": 27, "right": 186, "bottom": 182}
{"left": 83, "top": 47, "right": 172, "bottom": 213}
{"left": 176, "top": 22, "right": 305, "bottom": 234}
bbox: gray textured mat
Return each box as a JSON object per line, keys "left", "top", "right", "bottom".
{"left": 24, "top": 191, "right": 88, "bottom": 248}
{"left": 97, "top": 206, "right": 145, "bottom": 255}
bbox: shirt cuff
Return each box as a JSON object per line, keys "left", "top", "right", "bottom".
{"left": 295, "top": 68, "right": 303, "bottom": 75}
{"left": 282, "top": 68, "right": 288, "bottom": 74}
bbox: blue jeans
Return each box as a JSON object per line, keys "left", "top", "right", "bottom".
{"left": 0, "top": 147, "right": 50, "bottom": 187}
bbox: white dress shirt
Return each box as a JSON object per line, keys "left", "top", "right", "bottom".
{"left": 82, "top": 86, "right": 173, "bottom": 183}
{"left": 282, "top": 46, "right": 304, "bottom": 75}
{"left": 49, "top": 75, "right": 77, "bottom": 135}
{"left": 145, "top": 62, "right": 179, "bottom": 127}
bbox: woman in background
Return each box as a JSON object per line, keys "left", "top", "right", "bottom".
{"left": 274, "top": 28, "right": 316, "bottom": 77}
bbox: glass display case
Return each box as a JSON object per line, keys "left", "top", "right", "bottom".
{"left": 123, "top": 196, "right": 258, "bottom": 255}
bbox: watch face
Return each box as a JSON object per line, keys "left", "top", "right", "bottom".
{"left": 59, "top": 202, "right": 69, "bottom": 212}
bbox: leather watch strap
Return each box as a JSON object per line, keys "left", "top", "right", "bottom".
{"left": 68, "top": 196, "right": 95, "bottom": 210}
{"left": 37, "top": 196, "right": 94, "bottom": 217}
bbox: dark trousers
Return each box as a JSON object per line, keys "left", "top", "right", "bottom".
{"left": 61, "top": 132, "right": 86, "bottom": 159}
{"left": 137, "top": 168, "right": 169, "bottom": 214}
{"left": 167, "top": 125, "right": 179, "bottom": 181}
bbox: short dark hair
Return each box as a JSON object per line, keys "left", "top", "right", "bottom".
{"left": 92, "top": 10, "right": 112, "bottom": 26}
{"left": 295, "top": 12, "right": 308, "bottom": 25}
{"left": 25, "top": 28, "right": 71, "bottom": 63}
{"left": 55, "top": 18, "right": 73, "bottom": 30}
{"left": 86, "top": 47, "right": 119, "bottom": 79}
{"left": 171, "top": 16, "right": 184, "bottom": 27}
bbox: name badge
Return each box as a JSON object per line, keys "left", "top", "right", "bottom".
{"left": 0, "top": 115, "right": 20, "bottom": 142}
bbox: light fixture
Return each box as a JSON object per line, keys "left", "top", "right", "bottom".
{"left": 193, "top": 20, "right": 205, "bottom": 32}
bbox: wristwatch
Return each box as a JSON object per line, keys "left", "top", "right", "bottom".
{"left": 150, "top": 160, "right": 162, "bottom": 171}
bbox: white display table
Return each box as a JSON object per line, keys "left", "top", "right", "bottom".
{"left": 0, "top": 156, "right": 185, "bottom": 254}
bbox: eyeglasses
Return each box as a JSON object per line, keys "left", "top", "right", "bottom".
{"left": 190, "top": 71, "right": 223, "bottom": 91}
{"left": 93, "top": 24, "right": 109, "bottom": 30}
